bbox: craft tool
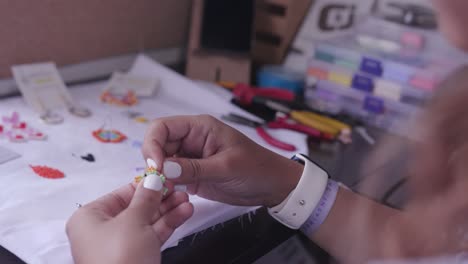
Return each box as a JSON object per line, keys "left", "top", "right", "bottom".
{"left": 222, "top": 113, "right": 296, "bottom": 151}
{"left": 266, "top": 114, "right": 323, "bottom": 139}
{"left": 231, "top": 83, "right": 296, "bottom": 105}
{"left": 260, "top": 100, "right": 348, "bottom": 138}
{"left": 355, "top": 127, "right": 375, "bottom": 145}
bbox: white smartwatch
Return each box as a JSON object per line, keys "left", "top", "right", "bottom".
{"left": 268, "top": 153, "right": 329, "bottom": 229}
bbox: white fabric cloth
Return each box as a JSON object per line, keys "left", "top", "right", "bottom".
{"left": 0, "top": 55, "right": 308, "bottom": 264}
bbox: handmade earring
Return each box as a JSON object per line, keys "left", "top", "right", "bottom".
{"left": 7, "top": 131, "right": 27, "bottom": 143}
{"left": 2, "top": 112, "right": 47, "bottom": 142}
{"left": 134, "top": 166, "right": 168, "bottom": 195}
{"left": 122, "top": 111, "right": 149, "bottom": 124}
{"left": 39, "top": 109, "right": 64, "bottom": 125}
{"left": 60, "top": 93, "right": 92, "bottom": 118}
{"left": 92, "top": 116, "right": 127, "bottom": 143}
{"left": 37, "top": 97, "right": 64, "bottom": 125}
{"left": 92, "top": 129, "right": 127, "bottom": 143}
{"left": 30, "top": 165, "right": 65, "bottom": 179}
{"left": 100, "top": 90, "right": 138, "bottom": 107}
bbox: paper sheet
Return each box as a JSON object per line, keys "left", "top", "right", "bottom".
{"left": 0, "top": 55, "right": 308, "bottom": 264}
{"left": 11, "top": 62, "right": 73, "bottom": 113}
{"left": 0, "top": 146, "right": 21, "bottom": 165}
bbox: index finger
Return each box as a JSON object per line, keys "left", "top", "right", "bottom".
{"left": 142, "top": 116, "right": 194, "bottom": 169}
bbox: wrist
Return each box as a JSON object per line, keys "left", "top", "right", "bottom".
{"left": 267, "top": 153, "right": 330, "bottom": 229}
{"left": 264, "top": 157, "right": 303, "bottom": 208}
{"left": 300, "top": 179, "right": 340, "bottom": 236}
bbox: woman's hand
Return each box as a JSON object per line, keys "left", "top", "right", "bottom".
{"left": 66, "top": 182, "right": 193, "bottom": 264}
{"left": 142, "top": 115, "right": 303, "bottom": 208}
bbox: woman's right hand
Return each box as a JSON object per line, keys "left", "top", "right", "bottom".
{"left": 142, "top": 115, "right": 303, "bottom": 208}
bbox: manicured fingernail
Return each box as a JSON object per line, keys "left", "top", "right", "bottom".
{"left": 143, "top": 174, "right": 163, "bottom": 191}
{"left": 163, "top": 161, "right": 181, "bottom": 179}
{"left": 174, "top": 185, "right": 187, "bottom": 192}
{"left": 146, "top": 158, "right": 157, "bottom": 169}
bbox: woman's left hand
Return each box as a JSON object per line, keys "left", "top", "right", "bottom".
{"left": 66, "top": 182, "right": 193, "bottom": 264}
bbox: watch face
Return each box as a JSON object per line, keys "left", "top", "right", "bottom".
{"left": 292, "top": 154, "right": 330, "bottom": 177}
{"left": 292, "top": 154, "right": 306, "bottom": 165}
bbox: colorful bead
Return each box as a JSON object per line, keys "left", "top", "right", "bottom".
{"left": 134, "top": 175, "right": 144, "bottom": 183}
{"left": 133, "top": 166, "right": 167, "bottom": 195}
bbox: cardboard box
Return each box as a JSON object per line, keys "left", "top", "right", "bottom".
{"left": 186, "top": 0, "right": 252, "bottom": 83}
{"left": 187, "top": 52, "right": 251, "bottom": 83}
{"left": 253, "top": 0, "right": 313, "bottom": 64}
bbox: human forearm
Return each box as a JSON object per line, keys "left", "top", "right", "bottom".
{"left": 307, "top": 187, "right": 401, "bottom": 263}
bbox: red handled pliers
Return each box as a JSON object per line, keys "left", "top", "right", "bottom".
{"left": 230, "top": 83, "right": 296, "bottom": 105}
{"left": 221, "top": 113, "right": 302, "bottom": 152}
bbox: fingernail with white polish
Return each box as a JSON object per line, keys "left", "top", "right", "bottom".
{"left": 144, "top": 174, "right": 163, "bottom": 191}
{"left": 174, "top": 185, "right": 187, "bottom": 192}
{"left": 146, "top": 158, "right": 157, "bottom": 169}
{"left": 163, "top": 161, "right": 181, "bottom": 179}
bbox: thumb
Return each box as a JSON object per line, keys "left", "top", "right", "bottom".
{"left": 127, "top": 176, "right": 163, "bottom": 222}
{"left": 163, "top": 157, "right": 219, "bottom": 185}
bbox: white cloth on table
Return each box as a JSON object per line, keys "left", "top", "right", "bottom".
{"left": 0, "top": 55, "right": 308, "bottom": 264}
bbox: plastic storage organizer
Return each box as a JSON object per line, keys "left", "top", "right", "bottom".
{"left": 305, "top": 17, "right": 467, "bottom": 136}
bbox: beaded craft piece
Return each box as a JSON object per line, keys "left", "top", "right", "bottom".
{"left": 134, "top": 165, "right": 168, "bottom": 195}
{"left": 30, "top": 165, "right": 65, "bottom": 179}
{"left": 1, "top": 112, "right": 47, "bottom": 142}
{"left": 92, "top": 129, "right": 127, "bottom": 143}
{"left": 134, "top": 116, "right": 149, "bottom": 123}
{"left": 73, "top": 153, "right": 96, "bottom": 162}
{"left": 122, "top": 111, "right": 149, "bottom": 124}
{"left": 100, "top": 90, "right": 138, "bottom": 107}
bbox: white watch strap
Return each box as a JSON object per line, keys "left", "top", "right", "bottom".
{"left": 268, "top": 154, "right": 329, "bottom": 229}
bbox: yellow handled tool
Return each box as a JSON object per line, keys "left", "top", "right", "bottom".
{"left": 290, "top": 111, "right": 341, "bottom": 136}
{"left": 299, "top": 111, "right": 351, "bottom": 131}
